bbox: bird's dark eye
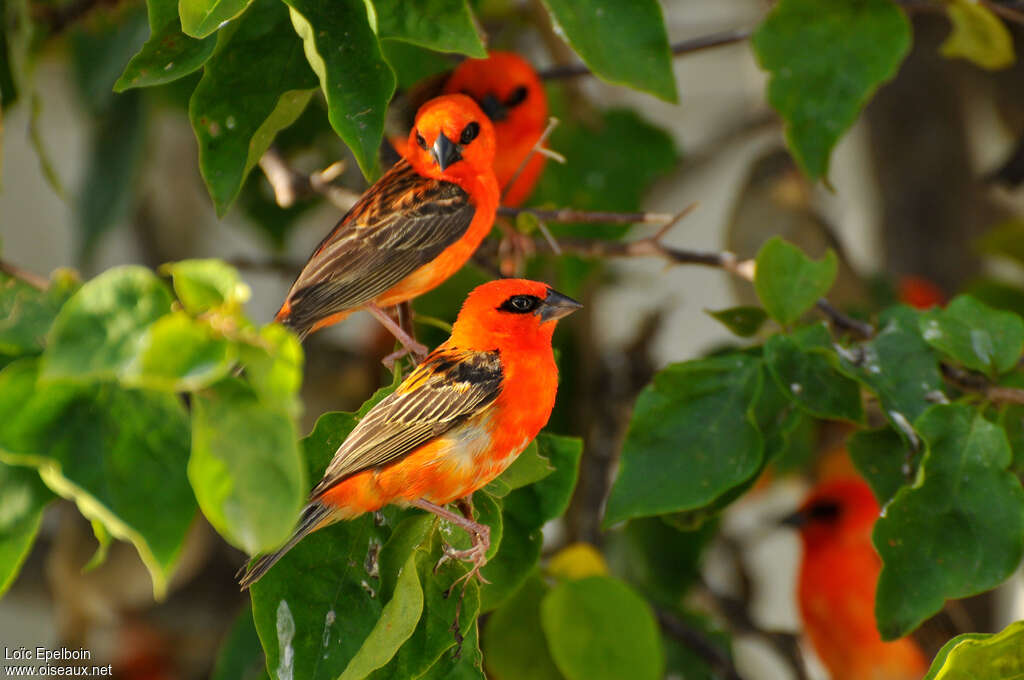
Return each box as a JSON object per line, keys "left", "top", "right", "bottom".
{"left": 415, "top": 132, "right": 427, "bottom": 150}
{"left": 460, "top": 122, "right": 480, "bottom": 145}
{"left": 505, "top": 86, "right": 528, "bottom": 107}
{"left": 498, "top": 294, "right": 541, "bottom": 314}
{"left": 806, "top": 499, "right": 842, "bottom": 524}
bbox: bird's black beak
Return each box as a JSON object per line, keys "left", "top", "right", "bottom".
{"left": 779, "top": 509, "right": 807, "bottom": 529}
{"left": 478, "top": 93, "right": 508, "bottom": 122}
{"left": 538, "top": 288, "right": 582, "bottom": 322}
{"left": 431, "top": 132, "right": 461, "bottom": 172}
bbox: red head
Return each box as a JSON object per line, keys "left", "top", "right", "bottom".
{"left": 786, "top": 478, "right": 880, "bottom": 552}
{"left": 443, "top": 52, "right": 548, "bottom": 203}
{"left": 898, "top": 275, "right": 945, "bottom": 310}
{"left": 407, "top": 94, "right": 497, "bottom": 186}
{"left": 450, "top": 279, "right": 581, "bottom": 351}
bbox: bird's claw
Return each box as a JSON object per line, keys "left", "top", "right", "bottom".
{"left": 382, "top": 341, "right": 429, "bottom": 370}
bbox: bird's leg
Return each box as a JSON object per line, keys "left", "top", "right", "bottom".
{"left": 366, "top": 303, "right": 428, "bottom": 367}
{"left": 412, "top": 498, "right": 491, "bottom": 586}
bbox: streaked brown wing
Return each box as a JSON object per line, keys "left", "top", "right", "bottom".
{"left": 282, "top": 160, "right": 475, "bottom": 333}
{"left": 310, "top": 347, "right": 503, "bottom": 499}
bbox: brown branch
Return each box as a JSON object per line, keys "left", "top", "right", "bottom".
{"left": 0, "top": 260, "right": 49, "bottom": 290}
{"left": 498, "top": 206, "right": 675, "bottom": 224}
{"left": 34, "top": 0, "right": 118, "bottom": 36}
{"left": 258, "top": 148, "right": 360, "bottom": 211}
{"left": 539, "top": 28, "right": 755, "bottom": 81}
{"left": 979, "top": 0, "right": 1024, "bottom": 25}
{"left": 815, "top": 298, "right": 875, "bottom": 339}
{"left": 656, "top": 608, "right": 742, "bottom": 680}
{"left": 940, "top": 363, "right": 1024, "bottom": 405}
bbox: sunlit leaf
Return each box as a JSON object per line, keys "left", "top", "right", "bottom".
{"left": 940, "top": 0, "right": 1015, "bottom": 71}
{"left": 0, "top": 461, "right": 53, "bottom": 597}
{"left": 115, "top": 0, "right": 217, "bottom": 90}
{"left": 922, "top": 619, "right": 1024, "bottom": 680}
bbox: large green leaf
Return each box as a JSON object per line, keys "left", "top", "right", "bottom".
{"left": 922, "top": 620, "right": 1024, "bottom": 680}
{"left": 874, "top": 404, "right": 1024, "bottom": 639}
{"left": 706, "top": 306, "right": 769, "bottom": 338}
{"left": 190, "top": 379, "right": 304, "bottom": 555}
{"left": 0, "top": 269, "right": 79, "bottom": 359}
{"left": 604, "top": 354, "right": 763, "bottom": 526}
{"left": 483, "top": 440, "right": 554, "bottom": 498}
{"left": 161, "top": 258, "right": 251, "bottom": 314}
{"left": 754, "top": 237, "right": 837, "bottom": 325}
{"left": 283, "top": 0, "right": 396, "bottom": 179}
{"left": 180, "top": 0, "right": 253, "bottom": 39}
{"left": 211, "top": 605, "right": 269, "bottom": 680}
{"left": 236, "top": 324, "right": 304, "bottom": 417}
{"left": 135, "top": 312, "right": 237, "bottom": 392}
{"left": 373, "top": 0, "right": 485, "bottom": 57}
{"left": 540, "top": 576, "right": 663, "bottom": 680}
{"left": 42, "top": 266, "right": 173, "bottom": 382}
{"left": 189, "top": 0, "right": 318, "bottom": 215}
{"left": 847, "top": 427, "right": 909, "bottom": 505}
{"left": 115, "top": 0, "right": 217, "bottom": 90}
{"left": 920, "top": 295, "right": 1024, "bottom": 377}
{"left": 539, "top": 0, "right": 675, "bottom": 102}
{"left": 752, "top": 0, "right": 910, "bottom": 179}
{"left": 482, "top": 571, "right": 563, "bottom": 680}
{"left": 764, "top": 331, "right": 863, "bottom": 422}
{"left": 0, "top": 358, "right": 195, "bottom": 597}
{"left": 0, "top": 461, "right": 54, "bottom": 597}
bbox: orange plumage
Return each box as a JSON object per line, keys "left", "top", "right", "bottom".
{"left": 241, "top": 279, "right": 581, "bottom": 587}
{"left": 275, "top": 94, "right": 499, "bottom": 339}
{"left": 898, "top": 275, "right": 946, "bottom": 310}
{"left": 790, "top": 478, "right": 928, "bottom": 680}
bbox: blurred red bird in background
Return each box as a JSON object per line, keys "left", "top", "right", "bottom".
{"left": 241, "top": 279, "right": 581, "bottom": 588}
{"left": 275, "top": 94, "right": 499, "bottom": 354}
{"left": 785, "top": 478, "right": 929, "bottom": 680}
{"left": 394, "top": 51, "right": 549, "bottom": 207}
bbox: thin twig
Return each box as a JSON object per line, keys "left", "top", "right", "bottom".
{"left": 498, "top": 206, "right": 675, "bottom": 224}
{"left": 940, "top": 363, "right": 1024, "bottom": 405}
{"left": 815, "top": 299, "right": 875, "bottom": 339}
{"left": 258, "top": 148, "right": 360, "bottom": 211}
{"left": 656, "top": 608, "right": 742, "bottom": 680}
{"left": 0, "top": 260, "right": 49, "bottom": 290}
{"left": 540, "top": 28, "right": 755, "bottom": 80}
{"left": 501, "top": 117, "right": 563, "bottom": 205}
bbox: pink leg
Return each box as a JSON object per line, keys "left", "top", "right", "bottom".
{"left": 366, "top": 303, "right": 428, "bottom": 366}
{"left": 411, "top": 498, "right": 491, "bottom": 584}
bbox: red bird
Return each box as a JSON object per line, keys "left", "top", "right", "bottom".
{"left": 276, "top": 94, "right": 499, "bottom": 354}
{"left": 786, "top": 478, "right": 928, "bottom": 680}
{"left": 240, "top": 279, "right": 581, "bottom": 587}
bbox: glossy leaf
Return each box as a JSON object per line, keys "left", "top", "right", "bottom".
{"left": 189, "top": 0, "right": 318, "bottom": 215}
{"left": 42, "top": 266, "right": 172, "bottom": 382}
{"left": 604, "top": 354, "right": 763, "bottom": 526}
{"left": 752, "top": 0, "right": 910, "bottom": 179}
{"left": 764, "top": 332, "right": 863, "bottom": 422}
{"left": 922, "top": 620, "right": 1024, "bottom": 680}
{"left": 115, "top": 0, "right": 217, "bottom": 90}
{"left": 0, "top": 461, "right": 54, "bottom": 597}
{"left": 847, "top": 427, "right": 909, "bottom": 505}
{"left": 539, "top": 0, "right": 676, "bottom": 102}
{"left": 133, "top": 312, "right": 236, "bottom": 391}
{"left": 483, "top": 571, "right": 563, "bottom": 680}
{"left": 190, "top": 379, "right": 304, "bottom": 555}
{"left": 540, "top": 576, "right": 663, "bottom": 680}
{"left": 754, "top": 237, "right": 837, "bottom": 325}
{"left": 180, "top": 0, "right": 252, "bottom": 39}
{"left": 706, "top": 306, "right": 769, "bottom": 338}
{"left": 0, "top": 270, "right": 79, "bottom": 358}
{"left": 0, "top": 358, "right": 195, "bottom": 597}
{"left": 920, "top": 294, "right": 1024, "bottom": 377}
{"left": 283, "top": 0, "right": 396, "bottom": 179}
{"left": 940, "top": 0, "right": 1015, "bottom": 71}
{"left": 161, "top": 259, "right": 250, "bottom": 314}
{"left": 999, "top": 403, "right": 1024, "bottom": 471}
{"left": 236, "top": 324, "right": 304, "bottom": 417}
{"left": 874, "top": 404, "right": 1024, "bottom": 639}
{"left": 373, "top": 0, "right": 485, "bottom": 57}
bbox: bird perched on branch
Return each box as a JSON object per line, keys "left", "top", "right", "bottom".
{"left": 784, "top": 478, "right": 928, "bottom": 680}
{"left": 276, "top": 94, "right": 499, "bottom": 356}
{"left": 394, "top": 51, "right": 549, "bottom": 207}
{"left": 241, "top": 279, "right": 581, "bottom": 588}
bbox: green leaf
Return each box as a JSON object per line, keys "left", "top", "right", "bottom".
{"left": 837, "top": 305, "right": 944, "bottom": 427}
{"left": 180, "top": 0, "right": 252, "bottom": 39}
{"left": 0, "top": 358, "right": 195, "bottom": 598}
{"left": 706, "top": 306, "right": 769, "bottom": 338}
{"left": 874, "top": 404, "right": 1024, "bottom": 639}
{"left": 920, "top": 295, "right": 1024, "bottom": 377}
{"left": 538, "top": 0, "right": 675, "bottom": 102}
{"left": 940, "top": 0, "right": 1015, "bottom": 71}
{"left": 754, "top": 237, "right": 837, "bottom": 325}
{"left": 922, "top": 620, "right": 1024, "bottom": 680}
{"left": 0, "top": 270, "right": 79, "bottom": 358}
{"left": 999, "top": 403, "right": 1024, "bottom": 471}
{"left": 283, "top": 0, "right": 396, "bottom": 179}
{"left": 42, "top": 266, "right": 173, "bottom": 383}
{"left": 190, "top": 379, "right": 304, "bottom": 555}
{"left": 482, "top": 571, "right": 563, "bottom": 680}
{"left": 847, "top": 427, "right": 909, "bottom": 505}
{"left": 189, "top": 0, "right": 318, "bottom": 215}
{"left": 540, "top": 576, "right": 664, "bottom": 680}
{"left": 0, "top": 461, "right": 54, "bottom": 597}
{"left": 480, "top": 434, "right": 582, "bottom": 612}
{"left": 133, "top": 312, "right": 237, "bottom": 391}
{"left": 212, "top": 606, "right": 269, "bottom": 680}
{"left": 421, "top": 618, "right": 484, "bottom": 680}
{"left": 161, "top": 259, "right": 251, "bottom": 314}
{"left": 115, "top": 0, "right": 217, "bottom": 90}
{"left": 604, "top": 354, "right": 763, "bottom": 526}
{"left": 764, "top": 333, "right": 863, "bottom": 422}
{"left": 752, "top": 0, "right": 910, "bottom": 179}
{"left": 237, "top": 324, "right": 304, "bottom": 417}
{"left": 483, "top": 440, "right": 554, "bottom": 498}
{"left": 82, "top": 518, "right": 112, "bottom": 572}
{"left": 373, "top": 0, "right": 485, "bottom": 57}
